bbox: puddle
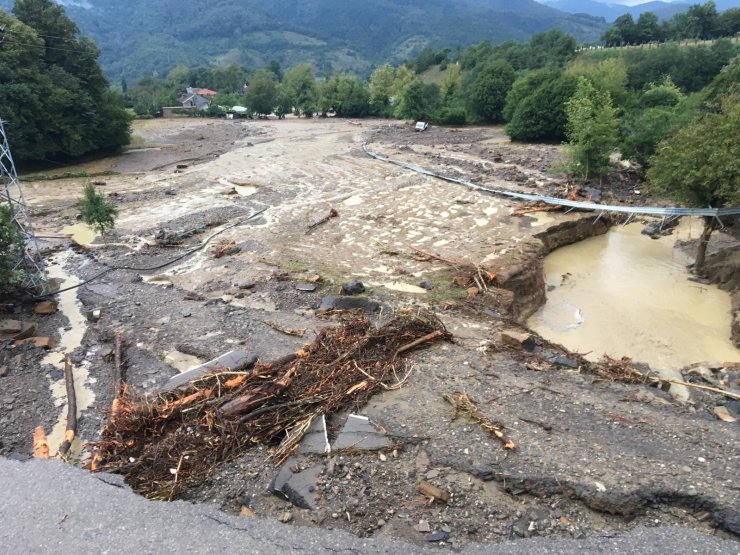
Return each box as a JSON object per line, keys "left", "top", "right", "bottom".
{"left": 165, "top": 351, "right": 204, "bottom": 373}
{"left": 42, "top": 252, "right": 95, "bottom": 457}
{"left": 59, "top": 223, "right": 97, "bottom": 246}
{"left": 526, "top": 211, "right": 556, "bottom": 227}
{"left": 383, "top": 282, "right": 428, "bottom": 294}
{"left": 528, "top": 222, "right": 740, "bottom": 401}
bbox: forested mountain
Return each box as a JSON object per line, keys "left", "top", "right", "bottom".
{"left": 0, "top": 0, "right": 608, "bottom": 81}
{"left": 542, "top": 0, "right": 740, "bottom": 22}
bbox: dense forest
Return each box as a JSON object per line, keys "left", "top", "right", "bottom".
{"left": 602, "top": 1, "right": 740, "bottom": 45}
{"left": 1, "top": 0, "right": 608, "bottom": 81}
{"left": 0, "top": 0, "right": 131, "bottom": 163}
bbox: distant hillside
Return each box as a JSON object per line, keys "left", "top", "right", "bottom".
{"left": 542, "top": 0, "right": 740, "bottom": 22}
{"left": 0, "top": 0, "right": 608, "bottom": 81}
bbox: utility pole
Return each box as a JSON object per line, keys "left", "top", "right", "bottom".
{"left": 0, "top": 120, "right": 49, "bottom": 295}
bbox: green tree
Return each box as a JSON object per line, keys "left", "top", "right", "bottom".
{"left": 283, "top": 64, "right": 318, "bottom": 117}
{"left": 77, "top": 183, "right": 117, "bottom": 236}
{"left": 603, "top": 14, "right": 637, "bottom": 46}
{"left": 0, "top": 206, "right": 25, "bottom": 296}
{"left": 506, "top": 73, "right": 578, "bottom": 142}
{"left": 635, "top": 12, "right": 661, "bottom": 43}
{"left": 565, "top": 78, "right": 619, "bottom": 179}
{"left": 333, "top": 75, "right": 370, "bottom": 117}
{"left": 274, "top": 84, "right": 295, "bottom": 119}
{"left": 395, "top": 80, "right": 439, "bottom": 121}
{"left": 369, "top": 64, "right": 395, "bottom": 116}
{"left": 647, "top": 93, "right": 740, "bottom": 269}
{"left": 246, "top": 70, "right": 277, "bottom": 116}
{"left": 466, "top": 59, "right": 515, "bottom": 123}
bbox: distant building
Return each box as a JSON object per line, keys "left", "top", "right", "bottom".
{"left": 179, "top": 87, "right": 218, "bottom": 110}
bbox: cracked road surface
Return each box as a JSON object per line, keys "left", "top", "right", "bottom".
{"left": 0, "top": 458, "right": 736, "bottom": 555}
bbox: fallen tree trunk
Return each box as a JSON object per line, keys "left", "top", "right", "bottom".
{"left": 58, "top": 355, "right": 77, "bottom": 460}
{"left": 33, "top": 426, "right": 49, "bottom": 459}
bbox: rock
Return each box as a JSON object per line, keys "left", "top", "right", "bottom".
{"left": 278, "top": 511, "right": 293, "bottom": 523}
{"left": 50, "top": 369, "right": 63, "bottom": 381}
{"left": 723, "top": 361, "right": 740, "bottom": 370}
{"left": 419, "top": 279, "right": 434, "bottom": 291}
{"left": 340, "top": 281, "right": 365, "bottom": 295}
{"left": 416, "top": 520, "right": 431, "bottom": 533}
{"left": 377, "top": 519, "right": 386, "bottom": 527}
{"left": 332, "top": 414, "right": 391, "bottom": 451}
{"left": 86, "top": 309, "right": 102, "bottom": 322}
{"left": 713, "top": 406, "right": 737, "bottom": 423}
{"left": 14, "top": 337, "right": 55, "bottom": 350}
{"left": 34, "top": 301, "right": 57, "bottom": 315}
{"left": 319, "top": 296, "right": 380, "bottom": 313}
{"left": 239, "top": 506, "right": 256, "bottom": 517}
{"left": 296, "top": 283, "right": 317, "bottom": 292}
{"left": 0, "top": 320, "right": 23, "bottom": 335}
{"left": 427, "top": 531, "right": 448, "bottom": 542}
{"left": 551, "top": 356, "right": 578, "bottom": 368}
{"left": 501, "top": 330, "right": 536, "bottom": 351}
{"left": 418, "top": 481, "right": 450, "bottom": 503}
{"left": 426, "top": 469, "right": 440, "bottom": 480}
{"left": 235, "top": 281, "right": 256, "bottom": 290}
{"left": 162, "top": 350, "right": 257, "bottom": 391}
{"left": 585, "top": 187, "right": 602, "bottom": 203}
{"left": 0, "top": 366, "right": 7, "bottom": 378}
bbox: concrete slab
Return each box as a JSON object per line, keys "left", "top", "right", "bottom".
{"left": 332, "top": 414, "right": 391, "bottom": 451}
{"left": 270, "top": 456, "right": 323, "bottom": 510}
{"left": 299, "top": 415, "right": 331, "bottom": 454}
{"left": 161, "top": 350, "right": 257, "bottom": 391}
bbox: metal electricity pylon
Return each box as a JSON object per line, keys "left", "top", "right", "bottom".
{"left": 0, "top": 119, "right": 49, "bottom": 295}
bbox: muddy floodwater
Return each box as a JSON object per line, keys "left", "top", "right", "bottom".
{"left": 529, "top": 222, "right": 740, "bottom": 372}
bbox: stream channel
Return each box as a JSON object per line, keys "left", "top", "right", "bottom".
{"left": 528, "top": 221, "right": 740, "bottom": 399}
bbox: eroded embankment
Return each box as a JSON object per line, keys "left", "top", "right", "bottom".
{"left": 495, "top": 215, "right": 611, "bottom": 322}
{"left": 704, "top": 245, "right": 740, "bottom": 347}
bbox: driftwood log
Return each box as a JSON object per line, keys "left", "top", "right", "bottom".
{"left": 57, "top": 354, "right": 77, "bottom": 459}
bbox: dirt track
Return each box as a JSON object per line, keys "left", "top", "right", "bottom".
{"left": 2, "top": 117, "right": 738, "bottom": 547}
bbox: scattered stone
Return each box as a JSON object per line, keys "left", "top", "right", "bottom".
{"left": 340, "top": 281, "right": 365, "bottom": 295}
{"left": 416, "top": 520, "right": 431, "bottom": 533}
{"left": 419, "top": 279, "right": 434, "bottom": 291}
{"left": 427, "top": 531, "right": 448, "bottom": 542}
{"left": 34, "top": 301, "right": 58, "bottom": 315}
{"left": 271, "top": 456, "right": 324, "bottom": 510}
{"left": 162, "top": 350, "right": 257, "bottom": 391}
{"left": 332, "top": 414, "right": 391, "bottom": 451}
{"left": 236, "top": 281, "right": 256, "bottom": 290}
{"left": 296, "top": 283, "right": 317, "bottom": 292}
{"left": 86, "top": 309, "right": 102, "bottom": 322}
{"left": 501, "top": 330, "right": 535, "bottom": 351}
{"left": 278, "top": 511, "right": 293, "bottom": 523}
{"left": 0, "top": 320, "right": 23, "bottom": 335}
{"left": 713, "top": 406, "right": 737, "bottom": 423}
{"left": 377, "top": 519, "right": 386, "bottom": 527}
{"left": 0, "top": 366, "right": 7, "bottom": 378}
{"left": 50, "top": 369, "right": 63, "bottom": 381}
{"left": 240, "top": 506, "right": 256, "bottom": 517}
{"left": 299, "top": 415, "right": 331, "bottom": 454}
{"left": 426, "top": 469, "right": 440, "bottom": 480}
{"left": 379, "top": 453, "right": 387, "bottom": 462}
{"left": 723, "top": 361, "right": 740, "bottom": 370}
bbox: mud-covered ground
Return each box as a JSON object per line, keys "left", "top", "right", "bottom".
{"left": 1, "top": 117, "right": 738, "bottom": 548}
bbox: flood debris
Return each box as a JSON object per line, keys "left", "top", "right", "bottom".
{"left": 162, "top": 350, "right": 257, "bottom": 391}
{"left": 14, "top": 337, "right": 56, "bottom": 350}
{"left": 501, "top": 330, "right": 536, "bottom": 351}
{"left": 58, "top": 355, "right": 77, "bottom": 461}
{"left": 263, "top": 320, "right": 306, "bottom": 337}
{"left": 91, "top": 311, "right": 450, "bottom": 499}
{"left": 444, "top": 391, "right": 515, "bottom": 451}
{"left": 213, "top": 239, "right": 239, "bottom": 258}
{"left": 410, "top": 246, "right": 496, "bottom": 294}
{"left": 306, "top": 208, "right": 339, "bottom": 234}
{"left": 270, "top": 457, "right": 324, "bottom": 510}
{"left": 33, "top": 426, "right": 49, "bottom": 459}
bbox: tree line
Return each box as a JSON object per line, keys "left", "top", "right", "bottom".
{"left": 0, "top": 0, "right": 131, "bottom": 164}
{"left": 602, "top": 1, "right": 740, "bottom": 47}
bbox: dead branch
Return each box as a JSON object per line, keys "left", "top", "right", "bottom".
{"left": 394, "top": 330, "right": 444, "bottom": 359}
{"left": 58, "top": 355, "right": 77, "bottom": 460}
{"left": 33, "top": 426, "right": 49, "bottom": 459}
{"left": 306, "top": 208, "right": 339, "bottom": 233}
{"left": 113, "top": 331, "right": 123, "bottom": 395}
{"left": 444, "top": 391, "right": 515, "bottom": 450}
{"left": 263, "top": 320, "right": 306, "bottom": 337}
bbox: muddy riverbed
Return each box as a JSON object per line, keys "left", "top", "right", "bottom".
{"left": 1, "top": 118, "right": 738, "bottom": 547}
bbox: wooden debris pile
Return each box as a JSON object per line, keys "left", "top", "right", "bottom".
{"left": 91, "top": 311, "right": 450, "bottom": 500}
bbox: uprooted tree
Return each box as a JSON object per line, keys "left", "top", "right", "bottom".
{"left": 647, "top": 91, "right": 740, "bottom": 270}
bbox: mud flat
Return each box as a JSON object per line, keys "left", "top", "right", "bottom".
{"left": 2, "top": 118, "right": 737, "bottom": 548}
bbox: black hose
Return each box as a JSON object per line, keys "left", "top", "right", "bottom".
{"left": 36, "top": 207, "right": 268, "bottom": 299}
